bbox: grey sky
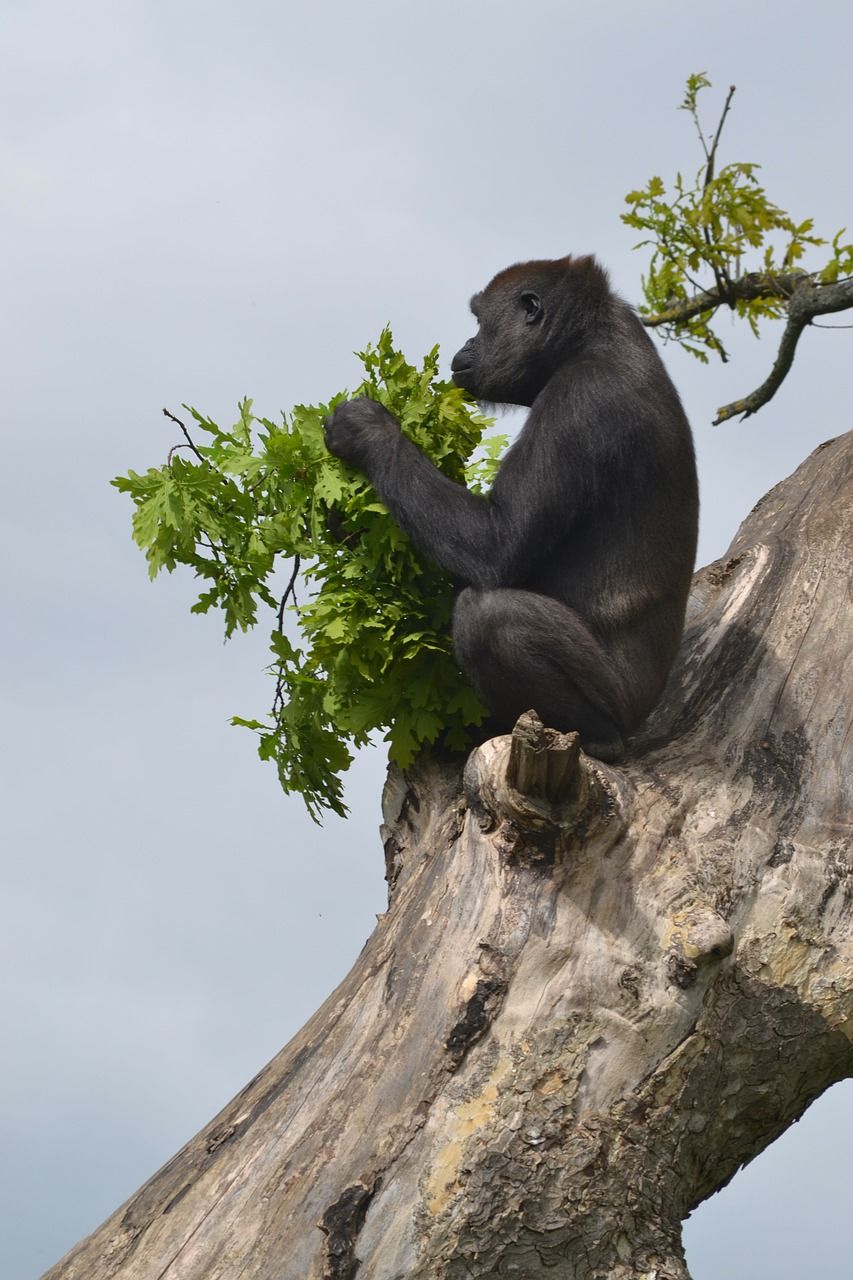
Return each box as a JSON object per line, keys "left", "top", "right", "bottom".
{"left": 2, "top": 2, "right": 851, "bottom": 1277}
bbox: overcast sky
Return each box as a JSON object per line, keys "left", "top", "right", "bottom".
{"left": 2, "top": 3, "right": 851, "bottom": 1277}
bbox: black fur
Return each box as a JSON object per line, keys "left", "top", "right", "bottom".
{"left": 324, "top": 255, "right": 698, "bottom": 759}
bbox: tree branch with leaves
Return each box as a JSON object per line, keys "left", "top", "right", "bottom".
{"left": 113, "top": 336, "right": 504, "bottom": 819}
{"left": 623, "top": 72, "right": 853, "bottom": 422}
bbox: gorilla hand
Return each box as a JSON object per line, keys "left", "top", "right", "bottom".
{"left": 324, "top": 397, "right": 400, "bottom": 469}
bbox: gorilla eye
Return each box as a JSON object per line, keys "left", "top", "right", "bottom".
{"left": 521, "top": 292, "right": 543, "bottom": 324}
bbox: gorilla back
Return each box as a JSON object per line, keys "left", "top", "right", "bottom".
{"left": 324, "top": 254, "right": 698, "bottom": 760}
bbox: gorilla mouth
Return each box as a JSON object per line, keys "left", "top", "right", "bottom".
{"left": 451, "top": 337, "right": 476, "bottom": 387}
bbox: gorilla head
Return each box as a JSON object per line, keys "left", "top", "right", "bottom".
{"left": 450, "top": 256, "right": 612, "bottom": 407}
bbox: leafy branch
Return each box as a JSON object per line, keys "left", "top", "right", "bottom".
{"left": 114, "top": 332, "right": 507, "bottom": 821}
{"left": 623, "top": 72, "right": 853, "bottom": 422}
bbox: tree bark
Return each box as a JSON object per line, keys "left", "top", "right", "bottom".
{"left": 44, "top": 433, "right": 853, "bottom": 1280}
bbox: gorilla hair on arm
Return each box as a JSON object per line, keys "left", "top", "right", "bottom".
{"left": 324, "top": 255, "right": 698, "bottom": 760}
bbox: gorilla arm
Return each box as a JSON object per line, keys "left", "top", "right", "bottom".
{"left": 323, "top": 395, "right": 586, "bottom": 590}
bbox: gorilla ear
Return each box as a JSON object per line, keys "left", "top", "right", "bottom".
{"left": 521, "top": 291, "right": 543, "bottom": 324}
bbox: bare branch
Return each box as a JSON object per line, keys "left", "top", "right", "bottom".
{"left": 641, "top": 270, "right": 809, "bottom": 328}
{"left": 643, "top": 271, "right": 853, "bottom": 423}
{"left": 714, "top": 312, "right": 809, "bottom": 425}
{"left": 714, "top": 276, "right": 853, "bottom": 422}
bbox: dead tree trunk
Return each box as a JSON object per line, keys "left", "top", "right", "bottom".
{"left": 44, "top": 434, "right": 853, "bottom": 1280}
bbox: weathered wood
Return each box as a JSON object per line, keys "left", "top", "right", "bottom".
{"left": 43, "top": 434, "right": 853, "bottom": 1280}
{"left": 506, "top": 710, "right": 580, "bottom": 804}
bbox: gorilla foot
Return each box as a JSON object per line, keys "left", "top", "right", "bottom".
{"left": 581, "top": 734, "right": 625, "bottom": 764}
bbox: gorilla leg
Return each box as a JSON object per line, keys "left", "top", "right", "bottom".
{"left": 452, "top": 587, "right": 629, "bottom": 759}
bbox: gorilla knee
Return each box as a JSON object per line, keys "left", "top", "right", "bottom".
{"left": 452, "top": 588, "right": 509, "bottom": 672}
{"left": 453, "top": 588, "right": 489, "bottom": 668}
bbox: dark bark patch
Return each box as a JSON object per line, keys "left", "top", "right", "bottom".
{"left": 383, "top": 833, "right": 403, "bottom": 891}
{"left": 161, "top": 1181, "right": 193, "bottom": 1215}
{"left": 704, "top": 553, "right": 745, "bottom": 587}
{"left": 401, "top": 785, "right": 421, "bottom": 821}
{"left": 319, "top": 1179, "right": 379, "bottom": 1280}
{"left": 767, "top": 838, "right": 795, "bottom": 866}
{"left": 619, "top": 966, "right": 642, "bottom": 1001}
{"left": 494, "top": 819, "right": 523, "bottom": 861}
{"left": 445, "top": 975, "right": 508, "bottom": 1069}
{"left": 495, "top": 818, "right": 562, "bottom": 867}
{"left": 204, "top": 1123, "right": 237, "bottom": 1155}
{"left": 739, "top": 728, "right": 810, "bottom": 801}
{"left": 666, "top": 951, "right": 698, "bottom": 990}
{"left": 816, "top": 844, "right": 853, "bottom": 919}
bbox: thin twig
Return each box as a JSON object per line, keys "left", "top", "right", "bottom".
{"left": 700, "top": 85, "right": 737, "bottom": 300}
{"left": 163, "top": 413, "right": 225, "bottom": 565}
{"left": 163, "top": 408, "right": 206, "bottom": 463}
{"left": 705, "top": 85, "right": 736, "bottom": 185}
{"left": 655, "top": 237, "right": 707, "bottom": 299}
{"left": 687, "top": 95, "right": 710, "bottom": 163}
{"left": 273, "top": 555, "right": 302, "bottom": 718}
{"left": 167, "top": 442, "right": 198, "bottom": 468}
{"left": 277, "top": 556, "right": 301, "bottom": 631}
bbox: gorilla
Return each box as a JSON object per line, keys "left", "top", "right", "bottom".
{"left": 324, "top": 255, "right": 698, "bottom": 761}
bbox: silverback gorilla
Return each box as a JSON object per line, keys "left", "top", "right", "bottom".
{"left": 324, "top": 255, "right": 698, "bottom": 761}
